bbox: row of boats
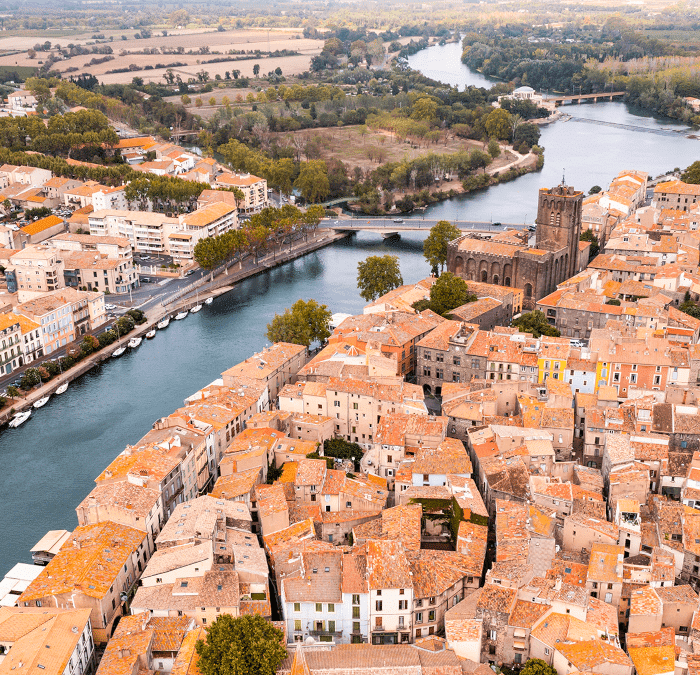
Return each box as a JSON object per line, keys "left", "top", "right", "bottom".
{"left": 111, "top": 296, "right": 212, "bottom": 358}
{"left": 8, "top": 295, "right": 215, "bottom": 427}
{"left": 8, "top": 379, "right": 70, "bottom": 428}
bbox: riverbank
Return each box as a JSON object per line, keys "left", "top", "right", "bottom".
{"left": 0, "top": 228, "right": 348, "bottom": 427}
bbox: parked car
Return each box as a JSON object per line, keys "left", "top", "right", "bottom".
{"left": 141, "top": 276, "right": 151, "bottom": 283}
{"left": 393, "top": 218, "right": 404, "bottom": 223}
{"left": 105, "top": 303, "right": 116, "bottom": 310}
{"left": 185, "top": 269, "right": 195, "bottom": 277}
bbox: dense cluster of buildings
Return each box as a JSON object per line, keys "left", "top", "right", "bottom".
{"left": 6, "top": 174, "right": 700, "bottom": 675}
{"left": 0, "top": 136, "right": 270, "bottom": 376}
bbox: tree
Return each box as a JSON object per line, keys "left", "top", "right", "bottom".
{"left": 294, "top": 160, "right": 330, "bottom": 203}
{"left": 253, "top": 63, "right": 260, "bottom": 76}
{"left": 266, "top": 298, "right": 332, "bottom": 347}
{"left": 487, "top": 138, "right": 501, "bottom": 159}
{"left": 588, "top": 185, "right": 602, "bottom": 195}
{"left": 357, "top": 255, "right": 403, "bottom": 302}
{"left": 484, "top": 108, "right": 512, "bottom": 141}
{"left": 520, "top": 659, "right": 558, "bottom": 675}
{"left": 430, "top": 272, "right": 476, "bottom": 316}
{"left": 6, "top": 386, "right": 19, "bottom": 400}
{"left": 324, "top": 438, "right": 362, "bottom": 460}
{"left": 195, "top": 615, "right": 286, "bottom": 675}
{"left": 181, "top": 94, "right": 191, "bottom": 105}
{"left": 512, "top": 122, "right": 540, "bottom": 150}
{"left": 423, "top": 220, "right": 461, "bottom": 272}
{"left": 511, "top": 310, "right": 561, "bottom": 338}
{"left": 412, "top": 97, "right": 438, "bottom": 121}
{"left": 580, "top": 230, "right": 599, "bottom": 258}
{"left": 682, "top": 161, "right": 700, "bottom": 184}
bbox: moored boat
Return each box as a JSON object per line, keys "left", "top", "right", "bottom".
{"left": 33, "top": 396, "right": 50, "bottom": 409}
{"left": 190, "top": 304, "right": 202, "bottom": 313}
{"left": 8, "top": 410, "right": 31, "bottom": 427}
{"left": 128, "top": 337, "right": 142, "bottom": 348}
{"left": 174, "top": 310, "right": 188, "bottom": 320}
{"left": 204, "top": 297, "right": 213, "bottom": 305}
{"left": 146, "top": 329, "right": 156, "bottom": 339}
{"left": 112, "top": 346, "right": 126, "bottom": 357}
{"left": 55, "top": 382, "right": 68, "bottom": 395}
{"left": 157, "top": 317, "right": 170, "bottom": 329}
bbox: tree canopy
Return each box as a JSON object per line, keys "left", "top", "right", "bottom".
{"left": 425, "top": 272, "right": 476, "bottom": 316}
{"left": 195, "top": 614, "right": 286, "bottom": 675}
{"left": 511, "top": 310, "right": 561, "bottom": 338}
{"left": 580, "top": 229, "right": 600, "bottom": 258}
{"left": 356, "top": 255, "right": 403, "bottom": 302}
{"left": 423, "top": 220, "right": 461, "bottom": 272}
{"left": 682, "top": 161, "right": 700, "bottom": 184}
{"left": 266, "top": 298, "right": 332, "bottom": 347}
{"left": 520, "top": 659, "right": 558, "bottom": 675}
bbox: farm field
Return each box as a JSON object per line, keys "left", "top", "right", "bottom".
{"left": 0, "top": 28, "right": 324, "bottom": 85}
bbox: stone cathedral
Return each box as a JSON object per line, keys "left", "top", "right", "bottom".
{"left": 446, "top": 183, "right": 587, "bottom": 310}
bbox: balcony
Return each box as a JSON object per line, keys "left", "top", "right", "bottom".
{"left": 308, "top": 630, "right": 343, "bottom": 637}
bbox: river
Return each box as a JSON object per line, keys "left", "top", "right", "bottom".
{"left": 407, "top": 40, "right": 700, "bottom": 223}
{"left": 0, "top": 40, "right": 698, "bottom": 577}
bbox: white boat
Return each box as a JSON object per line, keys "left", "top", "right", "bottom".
{"left": 174, "top": 310, "right": 188, "bottom": 320}
{"left": 112, "top": 346, "right": 126, "bottom": 357}
{"left": 146, "top": 329, "right": 156, "bottom": 339}
{"left": 190, "top": 304, "right": 202, "bottom": 313}
{"left": 55, "top": 382, "right": 68, "bottom": 395}
{"left": 128, "top": 337, "right": 142, "bottom": 348}
{"left": 157, "top": 317, "right": 170, "bottom": 329}
{"left": 204, "top": 297, "right": 213, "bottom": 305}
{"left": 33, "top": 396, "right": 50, "bottom": 409}
{"left": 8, "top": 410, "right": 31, "bottom": 427}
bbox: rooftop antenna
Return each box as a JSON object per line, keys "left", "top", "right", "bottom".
{"left": 562, "top": 169, "right": 566, "bottom": 187}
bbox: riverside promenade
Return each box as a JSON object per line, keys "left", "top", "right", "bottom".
{"left": 0, "top": 228, "right": 348, "bottom": 426}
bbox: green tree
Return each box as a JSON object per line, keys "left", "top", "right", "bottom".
{"left": 411, "top": 97, "right": 438, "bottom": 121}
{"left": 194, "top": 237, "right": 225, "bottom": 272}
{"left": 6, "top": 386, "right": 19, "bottom": 400}
{"left": 423, "top": 220, "right": 461, "bottom": 272}
{"left": 430, "top": 272, "right": 476, "bottom": 316}
{"left": 195, "top": 614, "right": 286, "bottom": 675}
{"left": 520, "top": 659, "right": 558, "bottom": 675}
{"left": 589, "top": 185, "right": 602, "bottom": 195}
{"left": 253, "top": 63, "right": 260, "bottom": 76}
{"left": 484, "top": 108, "right": 512, "bottom": 141}
{"left": 487, "top": 138, "right": 501, "bottom": 159}
{"left": 682, "top": 161, "right": 700, "bottom": 184}
{"left": 324, "top": 438, "right": 362, "bottom": 460}
{"left": 357, "top": 255, "right": 403, "bottom": 302}
{"left": 511, "top": 310, "right": 561, "bottom": 338}
{"left": 580, "top": 230, "right": 600, "bottom": 258}
{"left": 266, "top": 298, "right": 332, "bottom": 347}
{"left": 294, "top": 160, "right": 330, "bottom": 203}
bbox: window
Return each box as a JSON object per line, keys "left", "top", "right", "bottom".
{"left": 545, "top": 648, "right": 550, "bottom": 656}
{"left": 436, "top": 353, "right": 443, "bottom": 362}
{"left": 316, "top": 603, "right": 322, "bottom": 612}
{"left": 453, "top": 356, "right": 461, "bottom": 366}
{"left": 353, "top": 606, "right": 360, "bottom": 618}
{"left": 376, "top": 600, "right": 383, "bottom": 611}
{"left": 428, "top": 610, "right": 435, "bottom": 622}
{"left": 334, "top": 400, "right": 340, "bottom": 407}
{"left": 294, "top": 603, "right": 300, "bottom": 612}
{"left": 353, "top": 621, "right": 360, "bottom": 633}
{"left": 353, "top": 594, "right": 360, "bottom": 605}
{"left": 399, "top": 600, "right": 408, "bottom": 610}
{"left": 295, "top": 620, "right": 302, "bottom": 631}
{"left": 328, "top": 620, "right": 336, "bottom": 633}
{"left": 436, "top": 368, "right": 443, "bottom": 379}
{"left": 328, "top": 604, "right": 334, "bottom": 612}
{"left": 489, "top": 630, "right": 497, "bottom": 640}
{"left": 416, "top": 612, "right": 423, "bottom": 623}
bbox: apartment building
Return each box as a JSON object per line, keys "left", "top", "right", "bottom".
{"left": 88, "top": 209, "right": 180, "bottom": 255}
{"left": 91, "top": 186, "right": 127, "bottom": 211}
{"left": 653, "top": 180, "right": 700, "bottom": 212}
{"left": 278, "top": 377, "right": 428, "bottom": 448}
{"left": 61, "top": 251, "right": 138, "bottom": 294}
{"left": 0, "top": 607, "right": 96, "bottom": 675}
{"left": 0, "top": 313, "right": 22, "bottom": 375}
{"left": 18, "top": 521, "right": 150, "bottom": 643}
{"left": 214, "top": 172, "right": 268, "bottom": 213}
{"left": 5, "top": 246, "right": 64, "bottom": 300}
{"left": 222, "top": 342, "right": 308, "bottom": 402}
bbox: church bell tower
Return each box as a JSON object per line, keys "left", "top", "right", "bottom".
{"left": 535, "top": 181, "right": 583, "bottom": 279}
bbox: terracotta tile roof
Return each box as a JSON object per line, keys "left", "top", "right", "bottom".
{"left": 210, "top": 468, "right": 261, "bottom": 500}
{"left": 626, "top": 627, "right": 674, "bottom": 649}
{"left": 557, "top": 639, "right": 633, "bottom": 670}
{"left": 630, "top": 586, "right": 662, "bottom": 616}
{"left": 365, "top": 540, "right": 412, "bottom": 589}
{"left": 476, "top": 583, "right": 516, "bottom": 614}
{"left": 412, "top": 437, "right": 472, "bottom": 475}
{"left": 20, "top": 214, "right": 63, "bottom": 236}
{"left": 283, "top": 550, "right": 343, "bottom": 603}
{"left": 587, "top": 543, "right": 623, "bottom": 583}
{"left": 509, "top": 599, "right": 550, "bottom": 628}
{"left": 19, "top": 522, "right": 145, "bottom": 602}
{"left": 628, "top": 646, "right": 676, "bottom": 675}
{"left": 171, "top": 627, "right": 204, "bottom": 675}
